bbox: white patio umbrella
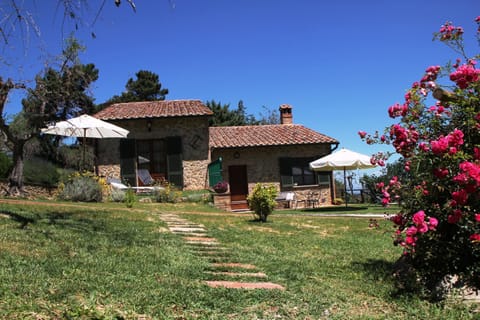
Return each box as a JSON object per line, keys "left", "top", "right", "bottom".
{"left": 310, "top": 148, "right": 376, "bottom": 207}
{"left": 41, "top": 114, "right": 129, "bottom": 167}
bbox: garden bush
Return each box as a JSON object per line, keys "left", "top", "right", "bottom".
{"left": 23, "top": 157, "right": 60, "bottom": 187}
{"left": 360, "top": 17, "right": 480, "bottom": 296}
{"left": 154, "top": 182, "right": 181, "bottom": 203}
{"left": 109, "top": 188, "right": 126, "bottom": 202}
{"left": 0, "top": 152, "right": 12, "bottom": 178}
{"left": 247, "top": 183, "right": 277, "bottom": 222}
{"left": 57, "top": 171, "right": 103, "bottom": 202}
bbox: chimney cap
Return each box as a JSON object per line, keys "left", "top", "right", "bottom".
{"left": 279, "top": 104, "right": 293, "bottom": 125}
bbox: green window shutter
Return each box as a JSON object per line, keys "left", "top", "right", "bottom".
{"left": 208, "top": 157, "right": 223, "bottom": 187}
{"left": 165, "top": 137, "right": 183, "bottom": 188}
{"left": 279, "top": 158, "right": 293, "bottom": 187}
{"left": 120, "top": 139, "right": 136, "bottom": 186}
{"left": 167, "top": 154, "right": 183, "bottom": 188}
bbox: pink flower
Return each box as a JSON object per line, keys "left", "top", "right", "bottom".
{"left": 448, "top": 129, "right": 464, "bottom": 146}
{"left": 406, "top": 226, "right": 418, "bottom": 236}
{"left": 450, "top": 63, "right": 480, "bottom": 89}
{"left": 475, "top": 214, "right": 480, "bottom": 222}
{"left": 448, "top": 209, "right": 462, "bottom": 224}
{"left": 431, "top": 136, "right": 449, "bottom": 155}
{"left": 405, "top": 235, "right": 416, "bottom": 246}
{"left": 412, "top": 210, "right": 425, "bottom": 225}
{"left": 469, "top": 234, "right": 480, "bottom": 242}
{"left": 448, "top": 147, "right": 458, "bottom": 155}
{"left": 428, "top": 217, "right": 438, "bottom": 230}
{"left": 433, "top": 167, "right": 449, "bottom": 179}
{"left": 391, "top": 214, "right": 405, "bottom": 226}
{"left": 474, "top": 147, "right": 480, "bottom": 160}
{"left": 358, "top": 131, "right": 367, "bottom": 139}
{"left": 417, "top": 222, "right": 428, "bottom": 233}
{"left": 452, "top": 189, "right": 468, "bottom": 205}
{"left": 418, "top": 142, "right": 429, "bottom": 152}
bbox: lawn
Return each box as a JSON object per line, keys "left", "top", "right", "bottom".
{"left": 0, "top": 199, "right": 477, "bottom": 319}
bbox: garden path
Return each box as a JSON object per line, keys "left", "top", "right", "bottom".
{"left": 158, "top": 213, "right": 285, "bottom": 290}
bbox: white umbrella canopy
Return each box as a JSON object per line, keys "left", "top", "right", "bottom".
{"left": 41, "top": 114, "right": 129, "bottom": 138}
{"left": 310, "top": 148, "right": 376, "bottom": 207}
{"left": 41, "top": 114, "right": 129, "bottom": 168}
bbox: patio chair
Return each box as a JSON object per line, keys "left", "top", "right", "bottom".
{"left": 307, "top": 192, "right": 320, "bottom": 208}
{"left": 137, "top": 169, "right": 155, "bottom": 186}
{"left": 293, "top": 192, "right": 307, "bottom": 210}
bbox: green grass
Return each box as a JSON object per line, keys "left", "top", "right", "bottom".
{"left": 0, "top": 200, "right": 477, "bottom": 319}
{"left": 276, "top": 203, "right": 402, "bottom": 215}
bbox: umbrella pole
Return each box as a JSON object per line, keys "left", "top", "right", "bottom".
{"left": 344, "top": 167, "right": 348, "bottom": 208}
{"left": 82, "top": 129, "right": 86, "bottom": 171}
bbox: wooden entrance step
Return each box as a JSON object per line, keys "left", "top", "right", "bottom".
{"left": 231, "top": 200, "right": 249, "bottom": 211}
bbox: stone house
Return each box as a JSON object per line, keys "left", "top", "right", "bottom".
{"left": 94, "top": 100, "right": 339, "bottom": 210}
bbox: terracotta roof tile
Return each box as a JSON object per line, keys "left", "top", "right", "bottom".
{"left": 209, "top": 125, "right": 338, "bottom": 149}
{"left": 94, "top": 100, "right": 213, "bottom": 120}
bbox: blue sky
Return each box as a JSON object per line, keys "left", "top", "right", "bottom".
{"left": 2, "top": 0, "right": 479, "bottom": 177}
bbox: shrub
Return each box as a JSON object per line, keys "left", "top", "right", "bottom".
{"left": 247, "top": 183, "right": 277, "bottom": 222}
{"left": 333, "top": 198, "right": 344, "bottom": 205}
{"left": 154, "top": 182, "right": 181, "bottom": 203}
{"left": 360, "top": 17, "right": 480, "bottom": 296}
{"left": 0, "top": 152, "right": 12, "bottom": 178}
{"left": 183, "top": 190, "right": 212, "bottom": 203}
{"left": 24, "top": 157, "right": 60, "bottom": 187}
{"left": 124, "top": 188, "right": 136, "bottom": 208}
{"left": 57, "top": 171, "right": 103, "bottom": 202}
{"left": 109, "top": 188, "right": 126, "bottom": 202}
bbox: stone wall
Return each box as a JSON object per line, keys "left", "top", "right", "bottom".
{"left": 0, "top": 182, "right": 57, "bottom": 199}
{"left": 96, "top": 117, "right": 210, "bottom": 190}
{"left": 211, "top": 144, "right": 333, "bottom": 207}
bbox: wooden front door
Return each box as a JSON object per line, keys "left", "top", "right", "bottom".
{"left": 228, "top": 165, "right": 249, "bottom": 211}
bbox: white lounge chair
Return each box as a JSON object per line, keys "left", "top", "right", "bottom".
{"left": 137, "top": 169, "right": 155, "bottom": 186}
{"left": 108, "top": 177, "right": 163, "bottom": 194}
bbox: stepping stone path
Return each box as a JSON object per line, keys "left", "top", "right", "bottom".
{"left": 158, "top": 213, "right": 285, "bottom": 290}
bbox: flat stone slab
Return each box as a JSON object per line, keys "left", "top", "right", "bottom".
{"left": 210, "top": 263, "right": 257, "bottom": 270}
{"left": 167, "top": 223, "right": 205, "bottom": 228}
{"left": 172, "top": 232, "right": 208, "bottom": 237}
{"left": 185, "top": 241, "right": 219, "bottom": 246}
{"left": 205, "top": 281, "right": 284, "bottom": 290}
{"left": 205, "top": 271, "right": 267, "bottom": 278}
{"left": 169, "top": 227, "right": 206, "bottom": 232}
{"left": 183, "top": 236, "right": 217, "bottom": 242}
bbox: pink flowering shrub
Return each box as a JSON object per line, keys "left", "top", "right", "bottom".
{"left": 360, "top": 17, "right": 480, "bottom": 294}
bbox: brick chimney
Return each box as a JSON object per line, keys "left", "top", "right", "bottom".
{"left": 279, "top": 104, "right": 293, "bottom": 125}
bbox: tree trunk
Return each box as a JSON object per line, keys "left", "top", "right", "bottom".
{"left": 8, "top": 140, "right": 26, "bottom": 196}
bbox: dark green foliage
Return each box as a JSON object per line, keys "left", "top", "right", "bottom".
{"left": 58, "top": 174, "right": 103, "bottom": 202}
{"left": 2, "top": 38, "right": 99, "bottom": 194}
{"left": 23, "top": 158, "right": 59, "bottom": 187}
{"left": 207, "top": 100, "right": 280, "bottom": 127}
{"left": 97, "top": 70, "right": 168, "bottom": 111}
{"left": 57, "top": 144, "right": 94, "bottom": 170}
{"left": 0, "top": 152, "right": 12, "bottom": 178}
{"left": 207, "top": 100, "right": 258, "bottom": 126}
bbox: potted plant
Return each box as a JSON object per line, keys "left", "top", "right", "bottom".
{"left": 213, "top": 181, "right": 228, "bottom": 193}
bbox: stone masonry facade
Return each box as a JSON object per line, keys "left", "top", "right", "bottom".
{"left": 96, "top": 116, "right": 210, "bottom": 190}
{"left": 211, "top": 144, "right": 333, "bottom": 207}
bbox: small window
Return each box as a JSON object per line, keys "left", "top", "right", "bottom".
{"left": 279, "top": 157, "right": 319, "bottom": 187}
{"left": 317, "top": 172, "right": 331, "bottom": 187}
